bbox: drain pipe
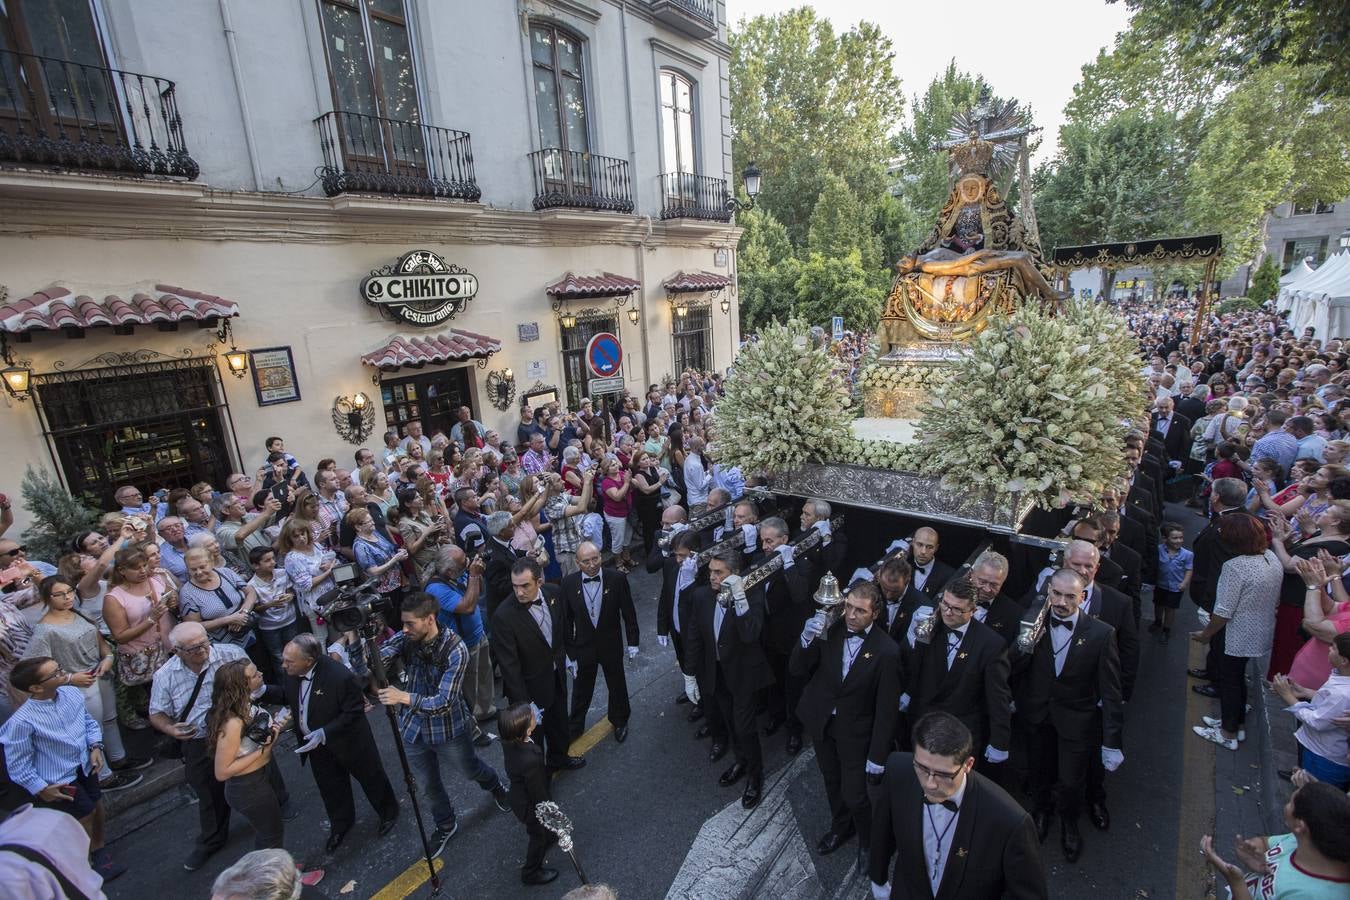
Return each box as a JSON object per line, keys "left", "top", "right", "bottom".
{"left": 620, "top": 6, "right": 652, "bottom": 389}
{"left": 218, "top": 0, "right": 264, "bottom": 190}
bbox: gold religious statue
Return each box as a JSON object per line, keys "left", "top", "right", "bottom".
{"left": 879, "top": 97, "right": 1065, "bottom": 354}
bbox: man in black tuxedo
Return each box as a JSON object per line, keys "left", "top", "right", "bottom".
{"left": 909, "top": 527, "right": 955, "bottom": 600}
{"left": 1150, "top": 396, "right": 1192, "bottom": 469}
{"left": 1097, "top": 512, "right": 1143, "bottom": 618}
{"left": 902, "top": 576, "right": 1012, "bottom": 769}
{"left": 271, "top": 634, "right": 398, "bottom": 852}
{"left": 791, "top": 580, "right": 899, "bottom": 864}
{"left": 1175, "top": 384, "right": 1208, "bottom": 424}
{"left": 869, "top": 712, "right": 1047, "bottom": 900}
{"left": 715, "top": 499, "right": 764, "bottom": 566}
{"left": 483, "top": 510, "right": 525, "bottom": 625}
{"left": 1067, "top": 518, "right": 1125, "bottom": 595}
{"left": 684, "top": 548, "right": 775, "bottom": 808}
{"left": 491, "top": 558, "right": 585, "bottom": 771}
{"left": 967, "top": 551, "right": 1028, "bottom": 647}
{"left": 1187, "top": 478, "right": 1250, "bottom": 692}
{"left": 650, "top": 517, "right": 705, "bottom": 721}
{"left": 876, "top": 555, "right": 928, "bottom": 646}
{"left": 1012, "top": 569, "right": 1124, "bottom": 863}
{"left": 759, "top": 516, "right": 816, "bottom": 754}
{"left": 562, "top": 541, "right": 639, "bottom": 743}
{"left": 801, "top": 498, "right": 847, "bottom": 582}
{"left": 1124, "top": 441, "right": 1164, "bottom": 524}
{"left": 1107, "top": 481, "right": 1158, "bottom": 587}
{"left": 1063, "top": 540, "right": 1140, "bottom": 702}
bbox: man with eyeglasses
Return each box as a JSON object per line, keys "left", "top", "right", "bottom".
{"left": 869, "top": 712, "right": 1046, "bottom": 900}
{"left": 1011, "top": 568, "right": 1123, "bottom": 864}
{"left": 900, "top": 575, "right": 1012, "bottom": 772}
{"left": 966, "top": 551, "right": 1028, "bottom": 648}
{"left": 148, "top": 621, "right": 249, "bottom": 871}
{"left": 0, "top": 538, "right": 57, "bottom": 579}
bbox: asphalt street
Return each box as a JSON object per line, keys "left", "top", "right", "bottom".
{"left": 105, "top": 517, "right": 1209, "bottom": 900}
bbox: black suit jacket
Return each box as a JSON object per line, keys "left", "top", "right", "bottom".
{"left": 906, "top": 618, "right": 1012, "bottom": 752}
{"left": 1176, "top": 395, "right": 1206, "bottom": 424}
{"left": 483, "top": 537, "right": 523, "bottom": 621}
{"left": 1093, "top": 554, "right": 1126, "bottom": 594}
{"left": 912, "top": 557, "right": 955, "bottom": 600}
{"left": 490, "top": 584, "right": 566, "bottom": 707}
{"left": 560, "top": 567, "right": 639, "bottom": 666}
{"left": 1151, "top": 412, "right": 1193, "bottom": 464}
{"left": 502, "top": 738, "right": 550, "bottom": 824}
{"left": 870, "top": 754, "right": 1048, "bottom": 900}
{"left": 763, "top": 556, "right": 817, "bottom": 654}
{"left": 1103, "top": 541, "right": 1142, "bottom": 602}
{"left": 883, "top": 585, "right": 929, "bottom": 647}
{"left": 683, "top": 584, "right": 775, "bottom": 697}
{"left": 1190, "top": 507, "right": 1246, "bottom": 610}
{"left": 801, "top": 525, "right": 849, "bottom": 582}
{"left": 790, "top": 621, "right": 899, "bottom": 765}
{"left": 262, "top": 655, "right": 378, "bottom": 771}
{"left": 1087, "top": 583, "right": 1140, "bottom": 702}
{"left": 979, "top": 593, "right": 1028, "bottom": 647}
{"left": 1012, "top": 610, "right": 1124, "bottom": 749}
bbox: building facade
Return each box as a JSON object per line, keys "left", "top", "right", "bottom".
{"left": 0, "top": 0, "right": 744, "bottom": 523}
{"left": 1220, "top": 198, "right": 1350, "bottom": 293}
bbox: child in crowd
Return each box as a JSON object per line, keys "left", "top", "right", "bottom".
{"left": 1152, "top": 522, "right": 1193, "bottom": 643}
{"left": 498, "top": 703, "right": 558, "bottom": 887}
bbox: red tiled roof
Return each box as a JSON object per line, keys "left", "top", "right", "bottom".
{"left": 544, "top": 271, "right": 640, "bottom": 298}
{"left": 360, "top": 330, "right": 502, "bottom": 370}
{"left": 0, "top": 284, "right": 239, "bottom": 333}
{"left": 663, "top": 271, "right": 732, "bottom": 293}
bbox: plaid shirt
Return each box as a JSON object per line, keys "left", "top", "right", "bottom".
{"left": 521, "top": 448, "right": 554, "bottom": 475}
{"left": 545, "top": 493, "right": 583, "bottom": 553}
{"left": 379, "top": 627, "right": 472, "bottom": 744}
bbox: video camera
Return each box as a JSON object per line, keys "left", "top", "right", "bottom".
{"left": 318, "top": 574, "right": 385, "bottom": 633}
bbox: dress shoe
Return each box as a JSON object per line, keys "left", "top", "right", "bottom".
{"left": 1192, "top": 683, "right": 1220, "bottom": 698}
{"left": 548, "top": 756, "right": 586, "bottom": 771}
{"left": 695, "top": 723, "right": 712, "bottom": 740}
{"left": 676, "top": 693, "right": 690, "bottom": 705}
{"left": 1148, "top": 620, "right": 1162, "bottom": 634}
{"left": 1061, "top": 819, "right": 1082, "bottom": 863}
{"left": 614, "top": 724, "right": 628, "bottom": 744}
{"left": 325, "top": 830, "right": 347, "bottom": 853}
{"left": 816, "top": 827, "right": 856, "bottom": 855}
{"left": 719, "top": 761, "right": 747, "bottom": 787}
{"left": 1089, "top": 802, "right": 1110, "bottom": 831}
{"left": 709, "top": 742, "right": 728, "bottom": 763}
{"left": 378, "top": 813, "right": 399, "bottom": 837}
{"left": 741, "top": 776, "right": 763, "bottom": 809}
{"left": 521, "top": 867, "right": 559, "bottom": 886}
{"left": 687, "top": 706, "right": 704, "bottom": 723}
{"left": 786, "top": 734, "right": 803, "bottom": 755}
{"left": 1187, "top": 667, "right": 1212, "bottom": 680}
{"left": 1033, "top": 809, "right": 1052, "bottom": 843}
{"left": 762, "top": 715, "right": 785, "bottom": 737}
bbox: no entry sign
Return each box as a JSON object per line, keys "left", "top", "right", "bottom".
{"left": 586, "top": 332, "right": 623, "bottom": 377}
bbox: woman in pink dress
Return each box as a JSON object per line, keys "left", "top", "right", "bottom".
{"left": 1288, "top": 552, "right": 1350, "bottom": 690}
{"left": 102, "top": 546, "right": 175, "bottom": 728}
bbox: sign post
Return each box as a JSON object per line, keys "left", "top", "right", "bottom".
{"left": 831, "top": 316, "right": 844, "bottom": 343}
{"left": 585, "top": 332, "right": 623, "bottom": 378}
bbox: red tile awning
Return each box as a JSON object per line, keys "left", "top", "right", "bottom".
{"left": 0, "top": 284, "right": 239, "bottom": 334}
{"left": 360, "top": 329, "right": 502, "bottom": 371}
{"left": 663, "top": 271, "right": 733, "bottom": 293}
{"left": 545, "top": 271, "right": 640, "bottom": 299}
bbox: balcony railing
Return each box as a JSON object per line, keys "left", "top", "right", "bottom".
{"left": 660, "top": 172, "right": 731, "bottom": 222}
{"left": 0, "top": 49, "right": 197, "bottom": 179}
{"left": 529, "top": 148, "right": 634, "bottom": 214}
{"left": 316, "top": 110, "right": 480, "bottom": 202}
{"left": 649, "top": 0, "right": 718, "bottom": 38}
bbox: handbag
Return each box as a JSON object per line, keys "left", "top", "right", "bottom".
{"left": 159, "top": 667, "right": 208, "bottom": 762}
{"left": 115, "top": 584, "right": 167, "bottom": 686}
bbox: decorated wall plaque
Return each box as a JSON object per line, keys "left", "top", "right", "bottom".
{"left": 361, "top": 249, "right": 478, "bottom": 326}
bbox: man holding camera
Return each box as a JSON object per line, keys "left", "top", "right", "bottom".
{"left": 378, "top": 592, "right": 510, "bottom": 859}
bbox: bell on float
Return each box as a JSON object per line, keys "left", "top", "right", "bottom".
{"left": 814, "top": 572, "right": 843, "bottom": 609}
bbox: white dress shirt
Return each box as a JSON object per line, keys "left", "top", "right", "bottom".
{"left": 912, "top": 561, "right": 934, "bottom": 592}
{"left": 299, "top": 663, "right": 318, "bottom": 735}
{"left": 923, "top": 776, "right": 969, "bottom": 894}
{"left": 1048, "top": 610, "right": 1081, "bottom": 676}
{"left": 945, "top": 622, "right": 969, "bottom": 669}
{"left": 582, "top": 572, "right": 603, "bottom": 626}
{"left": 841, "top": 626, "right": 869, "bottom": 679}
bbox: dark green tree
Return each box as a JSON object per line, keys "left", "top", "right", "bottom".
{"left": 790, "top": 251, "right": 882, "bottom": 332}
{"left": 1247, "top": 255, "right": 1281, "bottom": 303}
{"left": 807, "top": 173, "right": 883, "bottom": 271}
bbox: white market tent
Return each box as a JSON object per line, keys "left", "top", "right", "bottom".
{"left": 1277, "top": 258, "right": 1320, "bottom": 313}
{"left": 1287, "top": 251, "right": 1350, "bottom": 340}
{"left": 1281, "top": 258, "right": 1316, "bottom": 285}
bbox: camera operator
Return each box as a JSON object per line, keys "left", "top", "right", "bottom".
{"left": 425, "top": 547, "right": 495, "bottom": 724}
{"left": 377, "top": 592, "right": 510, "bottom": 858}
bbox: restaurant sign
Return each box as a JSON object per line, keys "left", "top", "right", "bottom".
{"left": 361, "top": 249, "right": 478, "bottom": 326}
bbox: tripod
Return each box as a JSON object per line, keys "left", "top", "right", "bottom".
{"left": 356, "top": 620, "right": 442, "bottom": 895}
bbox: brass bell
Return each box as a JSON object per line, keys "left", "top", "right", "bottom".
{"left": 814, "top": 573, "right": 843, "bottom": 609}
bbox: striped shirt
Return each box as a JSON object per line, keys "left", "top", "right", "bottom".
{"left": 149, "top": 643, "right": 249, "bottom": 738}
{"left": 0, "top": 686, "right": 101, "bottom": 795}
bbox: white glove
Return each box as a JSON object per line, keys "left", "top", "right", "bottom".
{"left": 1169, "top": 459, "right": 1182, "bottom": 470}
{"left": 565, "top": 658, "right": 578, "bottom": 679}
{"left": 294, "top": 728, "right": 325, "bottom": 754}
{"left": 530, "top": 702, "right": 543, "bottom": 725}
{"left": 734, "top": 596, "right": 749, "bottom": 616}
{"left": 1101, "top": 746, "right": 1124, "bottom": 772}
{"left": 683, "top": 673, "right": 701, "bottom": 704}
{"left": 850, "top": 567, "right": 874, "bottom": 584}
{"left": 723, "top": 574, "right": 747, "bottom": 601}
{"left": 657, "top": 634, "right": 670, "bottom": 648}
{"left": 984, "top": 745, "right": 1009, "bottom": 764}
{"left": 800, "top": 613, "right": 826, "bottom": 647}
{"left": 626, "top": 646, "right": 638, "bottom": 660}
{"left": 865, "top": 759, "right": 885, "bottom": 776}
{"left": 775, "top": 543, "right": 795, "bottom": 569}
{"left": 742, "top": 523, "right": 758, "bottom": 552}
{"left": 898, "top": 692, "right": 910, "bottom": 712}
{"left": 872, "top": 882, "right": 892, "bottom": 900}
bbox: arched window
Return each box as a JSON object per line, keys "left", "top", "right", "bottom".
{"left": 530, "top": 21, "right": 589, "bottom": 158}
{"left": 659, "top": 69, "right": 695, "bottom": 175}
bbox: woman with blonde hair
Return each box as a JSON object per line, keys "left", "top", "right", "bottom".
{"left": 278, "top": 518, "right": 335, "bottom": 642}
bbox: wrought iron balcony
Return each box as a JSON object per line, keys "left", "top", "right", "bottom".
{"left": 316, "top": 110, "right": 480, "bottom": 202}
{"left": 529, "top": 148, "right": 634, "bottom": 214}
{"left": 649, "top": 0, "right": 718, "bottom": 38}
{"left": 660, "top": 172, "right": 732, "bottom": 222}
{"left": 0, "top": 49, "right": 197, "bottom": 179}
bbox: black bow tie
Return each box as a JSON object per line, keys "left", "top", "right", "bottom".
{"left": 1050, "top": 616, "right": 1074, "bottom": 629}
{"left": 846, "top": 632, "right": 864, "bottom": 641}
{"left": 530, "top": 598, "right": 545, "bottom": 607}
{"left": 924, "top": 798, "right": 959, "bottom": 812}
{"left": 583, "top": 576, "right": 601, "bottom": 584}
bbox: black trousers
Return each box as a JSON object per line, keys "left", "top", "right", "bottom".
{"left": 762, "top": 645, "right": 804, "bottom": 738}
{"left": 816, "top": 718, "right": 871, "bottom": 845}
{"left": 538, "top": 669, "right": 572, "bottom": 766}
{"left": 183, "top": 738, "right": 231, "bottom": 850}
{"left": 1085, "top": 713, "right": 1109, "bottom": 805}
{"left": 517, "top": 810, "right": 556, "bottom": 877}
{"left": 1204, "top": 625, "right": 1226, "bottom": 682}
{"left": 1028, "top": 719, "right": 1090, "bottom": 822}
{"left": 1218, "top": 651, "right": 1249, "bottom": 734}
{"left": 223, "top": 760, "right": 289, "bottom": 850}
{"left": 308, "top": 742, "right": 399, "bottom": 833}
{"left": 709, "top": 665, "right": 763, "bottom": 776}
{"left": 568, "top": 651, "right": 631, "bottom": 738}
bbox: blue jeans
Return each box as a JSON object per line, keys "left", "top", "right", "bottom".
{"left": 405, "top": 731, "right": 501, "bottom": 829}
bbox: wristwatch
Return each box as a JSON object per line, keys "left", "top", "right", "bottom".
{"left": 88, "top": 742, "right": 104, "bottom": 751}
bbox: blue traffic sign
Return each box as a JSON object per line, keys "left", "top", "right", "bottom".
{"left": 586, "top": 332, "right": 623, "bottom": 377}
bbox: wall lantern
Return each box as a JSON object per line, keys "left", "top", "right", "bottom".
{"left": 332, "top": 392, "right": 375, "bottom": 444}
{"left": 725, "top": 161, "right": 762, "bottom": 212}
{"left": 674, "top": 303, "right": 689, "bottom": 319}
{"left": 627, "top": 307, "right": 640, "bottom": 325}
{"left": 720, "top": 296, "right": 731, "bottom": 315}
{"left": 559, "top": 310, "right": 578, "bottom": 329}
{"left": 0, "top": 333, "right": 31, "bottom": 402}
{"left": 486, "top": 368, "right": 518, "bottom": 410}
{"left": 215, "top": 319, "right": 248, "bottom": 379}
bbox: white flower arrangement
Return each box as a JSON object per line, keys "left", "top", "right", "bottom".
{"left": 714, "top": 318, "right": 854, "bottom": 475}
{"left": 913, "top": 301, "right": 1145, "bottom": 508}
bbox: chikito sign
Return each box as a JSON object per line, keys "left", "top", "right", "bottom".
{"left": 361, "top": 249, "right": 478, "bottom": 326}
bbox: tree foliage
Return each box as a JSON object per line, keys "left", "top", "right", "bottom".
{"left": 791, "top": 251, "right": 884, "bottom": 333}
{"left": 20, "top": 466, "right": 100, "bottom": 564}
{"left": 1247, "top": 256, "right": 1281, "bottom": 304}
{"left": 807, "top": 173, "right": 883, "bottom": 270}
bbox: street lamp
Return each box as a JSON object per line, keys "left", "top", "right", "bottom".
{"left": 725, "top": 161, "right": 762, "bottom": 213}
{"left": 1340, "top": 226, "right": 1350, "bottom": 251}
{"left": 627, "top": 307, "right": 640, "bottom": 325}
{"left": 720, "top": 296, "right": 731, "bottom": 315}
{"left": 0, "top": 333, "right": 30, "bottom": 402}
